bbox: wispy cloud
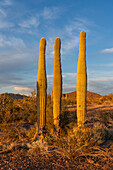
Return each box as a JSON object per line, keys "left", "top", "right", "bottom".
{"left": 62, "top": 36, "right": 78, "bottom": 54}
{"left": 46, "top": 72, "right": 76, "bottom": 93}
{"left": 61, "top": 17, "right": 96, "bottom": 55}
{"left": 88, "top": 79, "right": 113, "bottom": 95}
{"left": 0, "top": 0, "right": 14, "bottom": 29}
{"left": 0, "top": 20, "right": 14, "bottom": 29}
{"left": 63, "top": 83, "right": 75, "bottom": 93}
{"left": 0, "top": 34, "right": 25, "bottom": 48}
{"left": 18, "top": 6, "right": 62, "bottom": 29}
{"left": 41, "top": 6, "right": 61, "bottom": 20}
{"left": 90, "top": 63, "right": 113, "bottom": 67}
{"left": 0, "top": 9, "right": 7, "bottom": 17}
{"left": 101, "top": 47, "right": 113, "bottom": 54}
{"left": 63, "top": 72, "right": 76, "bottom": 78}
{"left": 65, "top": 18, "right": 91, "bottom": 36}
{"left": 0, "top": 0, "right": 12, "bottom": 6}
{"left": 19, "top": 16, "right": 40, "bottom": 28}
{"left": 46, "top": 37, "right": 54, "bottom": 58}
{"left": 42, "top": 17, "right": 94, "bottom": 58}
{"left": 88, "top": 70, "right": 113, "bottom": 95}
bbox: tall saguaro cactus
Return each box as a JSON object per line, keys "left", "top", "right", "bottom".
{"left": 53, "top": 37, "right": 62, "bottom": 134}
{"left": 37, "top": 38, "right": 47, "bottom": 140}
{"left": 77, "top": 31, "right": 87, "bottom": 126}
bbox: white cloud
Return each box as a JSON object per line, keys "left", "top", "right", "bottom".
{"left": 101, "top": 47, "right": 113, "bottom": 54}
{"left": 47, "top": 75, "right": 53, "bottom": 79}
{"left": 63, "top": 83, "right": 75, "bottom": 93}
{"left": 63, "top": 72, "right": 76, "bottom": 78}
{"left": 13, "top": 86, "right": 32, "bottom": 95}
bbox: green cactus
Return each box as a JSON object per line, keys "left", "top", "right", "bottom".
{"left": 77, "top": 31, "right": 87, "bottom": 127}
{"left": 53, "top": 37, "right": 62, "bottom": 134}
{"left": 37, "top": 38, "right": 47, "bottom": 141}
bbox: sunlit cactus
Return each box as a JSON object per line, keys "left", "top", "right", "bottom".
{"left": 37, "top": 38, "right": 47, "bottom": 140}
{"left": 53, "top": 37, "right": 62, "bottom": 134}
{"left": 77, "top": 31, "right": 87, "bottom": 126}
{"left": 51, "top": 90, "right": 53, "bottom": 101}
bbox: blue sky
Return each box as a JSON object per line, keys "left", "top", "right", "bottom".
{"left": 0, "top": 0, "right": 113, "bottom": 95}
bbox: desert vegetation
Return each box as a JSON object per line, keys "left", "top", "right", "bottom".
{"left": 0, "top": 92, "right": 113, "bottom": 169}
{"left": 0, "top": 32, "right": 113, "bottom": 169}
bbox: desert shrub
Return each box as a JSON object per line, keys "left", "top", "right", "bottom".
{"left": 44, "top": 134, "right": 55, "bottom": 145}
{"left": 60, "top": 109, "right": 69, "bottom": 128}
{"left": 52, "top": 123, "right": 110, "bottom": 159}
{"left": 0, "top": 95, "right": 37, "bottom": 123}
{"left": 28, "top": 112, "right": 37, "bottom": 123}
{"left": 27, "top": 125, "right": 36, "bottom": 139}
{"left": 62, "top": 98, "right": 76, "bottom": 106}
{"left": 98, "top": 95, "right": 113, "bottom": 105}
{"left": 87, "top": 98, "right": 92, "bottom": 104}
{"left": 98, "top": 111, "right": 113, "bottom": 125}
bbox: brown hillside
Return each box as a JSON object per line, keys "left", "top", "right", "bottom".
{"left": 62, "top": 91, "right": 101, "bottom": 101}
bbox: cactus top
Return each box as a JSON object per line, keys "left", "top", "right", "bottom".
{"left": 80, "top": 31, "right": 86, "bottom": 38}
{"left": 37, "top": 37, "right": 46, "bottom": 78}
{"left": 39, "top": 38, "right": 46, "bottom": 51}
{"left": 54, "top": 37, "right": 61, "bottom": 50}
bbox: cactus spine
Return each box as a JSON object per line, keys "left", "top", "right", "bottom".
{"left": 53, "top": 38, "right": 62, "bottom": 133}
{"left": 37, "top": 38, "right": 47, "bottom": 140}
{"left": 77, "top": 31, "right": 87, "bottom": 126}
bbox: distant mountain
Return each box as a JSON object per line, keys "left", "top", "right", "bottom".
{"left": 0, "top": 93, "right": 28, "bottom": 100}
{"left": 0, "top": 91, "right": 101, "bottom": 101}
{"left": 62, "top": 91, "right": 101, "bottom": 101}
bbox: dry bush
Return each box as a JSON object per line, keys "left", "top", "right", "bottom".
{"left": 98, "top": 111, "right": 113, "bottom": 126}
{"left": 26, "top": 124, "right": 37, "bottom": 139}
{"left": 49, "top": 122, "right": 111, "bottom": 159}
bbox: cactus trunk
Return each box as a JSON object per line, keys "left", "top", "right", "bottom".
{"left": 37, "top": 38, "right": 47, "bottom": 140}
{"left": 77, "top": 31, "right": 87, "bottom": 126}
{"left": 53, "top": 38, "right": 62, "bottom": 134}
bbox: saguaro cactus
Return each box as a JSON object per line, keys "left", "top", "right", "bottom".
{"left": 37, "top": 38, "right": 47, "bottom": 140}
{"left": 53, "top": 37, "right": 62, "bottom": 133}
{"left": 77, "top": 31, "right": 87, "bottom": 126}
